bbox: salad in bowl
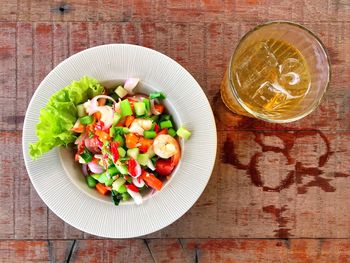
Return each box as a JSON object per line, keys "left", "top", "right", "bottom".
{"left": 30, "top": 76, "right": 191, "bottom": 206}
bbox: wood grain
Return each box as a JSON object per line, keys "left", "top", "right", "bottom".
{"left": 1, "top": 239, "right": 350, "bottom": 262}
{"left": 0, "top": 19, "right": 349, "bottom": 239}
{"left": 0, "top": 3, "right": 350, "bottom": 262}
{"left": 0, "top": 0, "right": 349, "bottom": 22}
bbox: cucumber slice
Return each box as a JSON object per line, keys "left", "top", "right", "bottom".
{"left": 176, "top": 127, "right": 192, "bottom": 140}
{"left": 113, "top": 112, "right": 122, "bottom": 125}
{"left": 127, "top": 148, "right": 139, "bottom": 160}
{"left": 137, "top": 153, "right": 149, "bottom": 166}
{"left": 112, "top": 177, "right": 126, "bottom": 191}
{"left": 146, "top": 145, "right": 155, "bottom": 158}
{"left": 77, "top": 104, "right": 87, "bottom": 117}
{"left": 117, "top": 147, "right": 126, "bottom": 158}
{"left": 134, "top": 102, "right": 146, "bottom": 116}
{"left": 115, "top": 85, "right": 128, "bottom": 98}
{"left": 116, "top": 164, "right": 128, "bottom": 175}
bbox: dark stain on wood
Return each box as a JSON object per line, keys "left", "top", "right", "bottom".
{"left": 51, "top": 3, "right": 71, "bottom": 14}
{"left": 223, "top": 128, "right": 349, "bottom": 194}
{"left": 263, "top": 205, "right": 292, "bottom": 238}
{"left": 4, "top": 115, "right": 24, "bottom": 125}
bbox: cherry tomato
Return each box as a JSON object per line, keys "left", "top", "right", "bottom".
{"left": 155, "top": 158, "right": 175, "bottom": 176}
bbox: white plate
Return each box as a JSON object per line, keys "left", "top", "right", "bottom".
{"left": 22, "top": 44, "right": 217, "bottom": 238}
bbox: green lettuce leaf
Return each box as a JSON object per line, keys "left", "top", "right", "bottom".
{"left": 29, "top": 76, "right": 104, "bottom": 159}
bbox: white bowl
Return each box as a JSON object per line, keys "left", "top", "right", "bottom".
{"left": 23, "top": 44, "right": 217, "bottom": 238}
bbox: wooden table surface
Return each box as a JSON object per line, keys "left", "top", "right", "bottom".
{"left": 1, "top": 0, "right": 349, "bottom": 262}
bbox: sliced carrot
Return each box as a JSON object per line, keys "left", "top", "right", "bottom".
{"left": 96, "top": 183, "right": 110, "bottom": 195}
{"left": 139, "top": 137, "right": 153, "bottom": 153}
{"left": 141, "top": 171, "right": 163, "bottom": 191}
{"left": 125, "top": 133, "right": 139, "bottom": 149}
{"left": 94, "top": 111, "right": 102, "bottom": 121}
{"left": 158, "top": 128, "right": 168, "bottom": 135}
{"left": 154, "top": 103, "right": 164, "bottom": 114}
{"left": 125, "top": 115, "right": 135, "bottom": 128}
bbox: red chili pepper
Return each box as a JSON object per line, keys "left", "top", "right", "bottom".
{"left": 110, "top": 141, "right": 120, "bottom": 163}
{"left": 126, "top": 184, "right": 139, "bottom": 192}
{"left": 154, "top": 124, "right": 160, "bottom": 133}
{"left": 128, "top": 158, "right": 137, "bottom": 177}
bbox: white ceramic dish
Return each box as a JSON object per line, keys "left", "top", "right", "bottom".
{"left": 22, "top": 44, "right": 217, "bottom": 238}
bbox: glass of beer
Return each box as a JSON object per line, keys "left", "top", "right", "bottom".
{"left": 220, "top": 21, "right": 331, "bottom": 123}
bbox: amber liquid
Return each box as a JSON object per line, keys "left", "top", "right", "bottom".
{"left": 225, "top": 39, "right": 311, "bottom": 120}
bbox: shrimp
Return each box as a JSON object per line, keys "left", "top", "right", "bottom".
{"left": 153, "top": 134, "right": 181, "bottom": 166}
{"left": 129, "top": 118, "right": 153, "bottom": 136}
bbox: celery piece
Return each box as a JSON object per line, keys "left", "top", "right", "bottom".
{"left": 144, "top": 130, "right": 157, "bottom": 139}
{"left": 150, "top": 92, "right": 166, "bottom": 100}
{"left": 160, "top": 120, "right": 173, "bottom": 129}
{"left": 168, "top": 128, "right": 177, "bottom": 137}
{"left": 137, "top": 153, "right": 149, "bottom": 166}
{"left": 79, "top": 115, "right": 93, "bottom": 125}
{"left": 120, "top": 99, "right": 133, "bottom": 116}
{"left": 77, "top": 104, "right": 87, "bottom": 117}
{"left": 127, "top": 148, "right": 139, "bottom": 160}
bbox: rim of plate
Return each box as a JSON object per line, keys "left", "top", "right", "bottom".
{"left": 22, "top": 44, "right": 217, "bottom": 238}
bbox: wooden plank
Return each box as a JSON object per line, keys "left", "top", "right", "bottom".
{"left": 0, "top": 23, "right": 16, "bottom": 131}
{"left": 0, "top": 1, "right": 17, "bottom": 21}
{"left": 216, "top": 130, "right": 350, "bottom": 238}
{"left": 1, "top": 239, "right": 350, "bottom": 262}
{"left": 0, "top": 241, "right": 50, "bottom": 262}
{"left": 16, "top": 22, "right": 33, "bottom": 132}
{"left": 2, "top": 0, "right": 348, "bottom": 22}
{"left": 0, "top": 132, "right": 16, "bottom": 238}
{"left": 182, "top": 239, "right": 350, "bottom": 262}
{"left": 69, "top": 22, "right": 89, "bottom": 55}
{"left": 4, "top": 18, "right": 350, "bottom": 239}
{"left": 12, "top": 127, "right": 350, "bottom": 239}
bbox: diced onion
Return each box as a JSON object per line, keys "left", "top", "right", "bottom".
{"left": 81, "top": 164, "right": 88, "bottom": 176}
{"left": 97, "top": 106, "right": 114, "bottom": 129}
{"left": 127, "top": 189, "right": 143, "bottom": 205}
{"left": 147, "top": 160, "right": 155, "bottom": 171}
{"left": 132, "top": 177, "right": 145, "bottom": 188}
{"left": 124, "top": 78, "right": 139, "bottom": 94}
{"left": 88, "top": 162, "right": 105, "bottom": 174}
